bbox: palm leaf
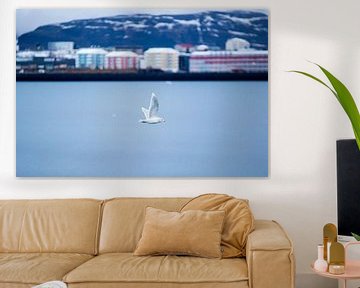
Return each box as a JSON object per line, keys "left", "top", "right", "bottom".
{"left": 289, "top": 70, "right": 337, "bottom": 98}
{"left": 290, "top": 64, "right": 360, "bottom": 150}
{"left": 316, "top": 64, "right": 360, "bottom": 145}
{"left": 351, "top": 232, "right": 360, "bottom": 241}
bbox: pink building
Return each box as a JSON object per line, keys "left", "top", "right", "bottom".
{"left": 189, "top": 50, "right": 268, "bottom": 73}
{"left": 105, "top": 51, "right": 138, "bottom": 70}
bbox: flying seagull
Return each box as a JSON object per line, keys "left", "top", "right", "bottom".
{"left": 139, "top": 92, "right": 165, "bottom": 124}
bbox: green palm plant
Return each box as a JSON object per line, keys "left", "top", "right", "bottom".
{"left": 291, "top": 63, "right": 360, "bottom": 241}
{"left": 352, "top": 232, "right": 360, "bottom": 241}
{"left": 289, "top": 62, "right": 360, "bottom": 151}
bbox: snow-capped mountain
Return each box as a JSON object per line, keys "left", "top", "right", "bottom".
{"left": 18, "top": 10, "right": 268, "bottom": 51}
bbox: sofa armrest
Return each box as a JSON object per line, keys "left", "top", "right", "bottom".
{"left": 246, "top": 220, "right": 295, "bottom": 288}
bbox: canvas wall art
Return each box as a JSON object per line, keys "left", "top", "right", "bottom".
{"left": 16, "top": 8, "right": 268, "bottom": 177}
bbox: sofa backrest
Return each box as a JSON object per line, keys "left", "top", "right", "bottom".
{"left": 99, "top": 197, "right": 190, "bottom": 253}
{"left": 0, "top": 199, "right": 102, "bottom": 254}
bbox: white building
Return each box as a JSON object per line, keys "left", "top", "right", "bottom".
{"left": 51, "top": 50, "right": 76, "bottom": 59}
{"left": 48, "top": 41, "right": 74, "bottom": 52}
{"left": 138, "top": 55, "right": 146, "bottom": 70}
{"left": 195, "top": 44, "right": 209, "bottom": 51}
{"left": 48, "top": 42, "right": 75, "bottom": 59}
{"left": 16, "top": 50, "right": 51, "bottom": 59}
{"left": 75, "top": 48, "right": 107, "bottom": 69}
{"left": 105, "top": 51, "right": 138, "bottom": 70}
{"left": 16, "top": 51, "right": 36, "bottom": 60}
{"left": 144, "top": 48, "right": 179, "bottom": 72}
{"left": 226, "top": 38, "right": 251, "bottom": 51}
{"left": 189, "top": 50, "right": 268, "bottom": 73}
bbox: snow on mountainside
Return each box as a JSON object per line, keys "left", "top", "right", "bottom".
{"left": 18, "top": 10, "right": 268, "bottom": 51}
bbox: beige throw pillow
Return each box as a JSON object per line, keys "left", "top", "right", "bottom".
{"left": 181, "top": 193, "right": 255, "bottom": 258}
{"left": 134, "top": 207, "right": 225, "bottom": 258}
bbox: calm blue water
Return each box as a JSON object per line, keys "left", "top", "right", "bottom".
{"left": 16, "top": 81, "right": 268, "bottom": 177}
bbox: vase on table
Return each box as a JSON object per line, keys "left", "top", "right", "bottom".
{"left": 314, "top": 244, "right": 328, "bottom": 272}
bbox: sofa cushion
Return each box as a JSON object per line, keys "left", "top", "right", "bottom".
{"left": 63, "top": 253, "right": 248, "bottom": 285}
{"left": 99, "top": 198, "right": 190, "bottom": 253}
{"left": 0, "top": 199, "right": 103, "bottom": 254}
{"left": 0, "top": 284, "right": 33, "bottom": 288}
{"left": 181, "top": 194, "right": 254, "bottom": 258}
{"left": 134, "top": 207, "right": 225, "bottom": 258}
{"left": 0, "top": 253, "right": 93, "bottom": 285}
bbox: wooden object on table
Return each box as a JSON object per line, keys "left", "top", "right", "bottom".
{"left": 329, "top": 242, "right": 345, "bottom": 274}
{"left": 324, "top": 223, "right": 337, "bottom": 261}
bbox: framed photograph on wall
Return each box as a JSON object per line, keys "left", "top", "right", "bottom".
{"left": 16, "top": 8, "right": 269, "bottom": 177}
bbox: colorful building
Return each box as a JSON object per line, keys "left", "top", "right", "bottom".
{"left": 144, "top": 48, "right": 179, "bottom": 72}
{"left": 75, "top": 48, "right": 107, "bottom": 69}
{"left": 105, "top": 51, "right": 138, "bottom": 70}
{"left": 189, "top": 50, "right": 268, "bottom": 73}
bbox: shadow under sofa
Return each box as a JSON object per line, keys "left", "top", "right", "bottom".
{"left": 0, "top": 198, "right": 295, "bottom": 288}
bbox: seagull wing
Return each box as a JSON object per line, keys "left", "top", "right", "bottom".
{"left": 148, "top": 93, "right": 159, "bottom": 118}
{"left": 141, "top": 107, "right": 149, "bottom": 119}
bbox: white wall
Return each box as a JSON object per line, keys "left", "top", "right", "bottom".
{"left": 1, "top": 0, "right": 360, "bottom": 287}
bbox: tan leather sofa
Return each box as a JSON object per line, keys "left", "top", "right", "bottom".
{"left": 0, "top": 198, "right": 295, "bottom": 288}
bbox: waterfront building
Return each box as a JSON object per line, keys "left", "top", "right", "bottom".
{"left": 114, "top": 46, "right": 144, "bottom": 55}
{"left": 16, "top": 50, "right": 51, "bottom": 59}
{"left": 195, "top": 44, "right": 209, "bottom": 51}
{"left": 48, "top": 41, "right": 74, "bottom": 52}
{"left": 105, "top": 51, "right": 138, "bottom": 70}
{"left": 48, "top": 42, "right": 75, "bottom": 59}
{"left": 226, "top": 38, "right": 251, "bottom": 51}
{"left": 51, "top": 50, "right": 76, "bottom": 59}
{"left": 16, "top": 57, "right": 34, "bottom": 73}
{"left": 189, "top": 50, "right": 268, "bottom": 73}
{"left": 53, "top": 58, "right": 76, "bottom": 70}
{"left": 16, "top": 57, "right": 76, "bottom": 73}
{"left": 144, "top": 48, "right": 179, "bottom": 72}
{"left": 138, "top": 55, "right": 146, "bottom": 70}
{"left": 33, "top": 51, "right": 51, "bottom": 58}
{"left": 16, "top": 51, "right": 36, "bottom": 60}
{"left": 179, "top": 54, "right": 190, "bottom": 72}
{"left": 75, "top": 48, "right": 107, "bottom": 69}
{"left": 175, "top": 44, "right": 194, "bottom": 53}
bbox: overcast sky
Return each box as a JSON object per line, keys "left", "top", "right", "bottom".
{"left": 16, "top": 8, "right": 268, "bottom": 36}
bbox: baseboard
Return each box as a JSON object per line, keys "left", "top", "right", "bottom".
{"left": 296, "top": 273, "right": 337, "bottom": 288}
